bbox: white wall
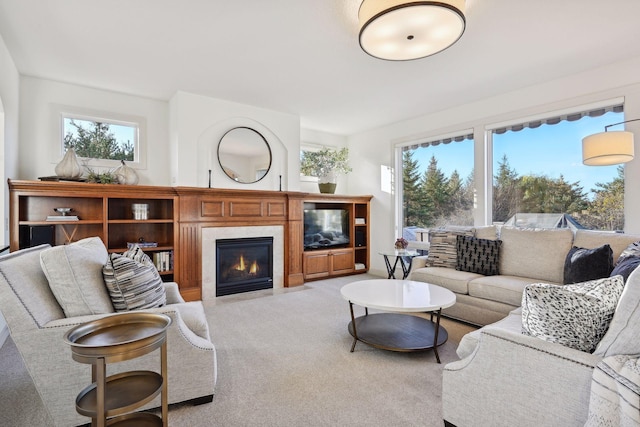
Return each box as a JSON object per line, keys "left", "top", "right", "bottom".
{"left": 18, "top": 77, "right": 171, "bottom": 185}
{"left": 0, "top": 33, "right": 20, "bottom": 347}
{"left": 349, "top": 55, "right": 640, "bottom": 277}
{"left": 169, "top": 91, "right": 300, "bottom": 191}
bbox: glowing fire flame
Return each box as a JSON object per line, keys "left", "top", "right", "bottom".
{"left": 233, "top": 255, "right": 259, "bottom": 275}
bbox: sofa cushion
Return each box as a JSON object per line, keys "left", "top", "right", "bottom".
{"left": 563, "top": 244, "right": 613, "bottom": 284}
{"left": 521, "top": 276, "right": 624, "bottom": 353}
{"left": 499, "top": 227, "right": 573, "bottom": 284}
{"left": 473, "top": 225, "right": 497, "bottom": 240}
{"left": 595, "top": 267, "right": 640, "bottom": 356}
{"left": 469, "top": 275, "right": 540, "bottom": 306}
{"left": 456, "top": 235, "right": 501, "bottom": 276}
{"left": 0, "top": 244, "right": 65, "bottom": 327}
{"left": 426, "top": 228, "right": 475, "bottom": 268}
{"left": 410, "top": 266, "right": 482, "bottom": 295}
{"left": 103, "top": 245, "right": 166, "bottom": 311}
{"left": 573, "top": 230, "right": 640, "bottom": 264}
{"left": 40, "top": 237, "right": 113, "bottom": 317}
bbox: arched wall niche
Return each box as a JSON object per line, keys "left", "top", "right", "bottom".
{"left": 196, "top": 117, "right": 288, "bottom": 190}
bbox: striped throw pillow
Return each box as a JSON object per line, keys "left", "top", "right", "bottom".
{"left": 426, "top": 228, "right": 475, "bottom": 268}
{"left": 103, "top": 245, "right": 166, "bottom": 312}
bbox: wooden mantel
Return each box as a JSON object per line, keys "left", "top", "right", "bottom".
{"left": 9, "top": 180, "right": 372, "bottom": 301}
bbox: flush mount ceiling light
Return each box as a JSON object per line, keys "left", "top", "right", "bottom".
{"left": 582, "top": 119, "right": 638, "bottom": 166}
{"left": 359, "top": 0, "right": 466, "bottom": 61}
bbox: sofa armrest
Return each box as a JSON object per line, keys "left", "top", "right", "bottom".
{"left": 45, "top": 304, "right": 212, "bottom": 348}
{"left": 411, "top": 255, "right": 428, "bottom": 270}
{"left": 163, "top": 281, "right": 186, "bottom": 304}
{"left": 443, "top": 328, "right": 601, "bottom": 427}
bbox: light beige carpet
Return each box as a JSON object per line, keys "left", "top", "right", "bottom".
{"left": 0, "top": 274, "right": 475, "bottom": 426}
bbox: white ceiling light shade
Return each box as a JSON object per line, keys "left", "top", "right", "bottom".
{"left": 359, "top": 0, "right": 466, "bottom": 61}
{"left": 582, "top": 131, "right": 634, "bottom": 166}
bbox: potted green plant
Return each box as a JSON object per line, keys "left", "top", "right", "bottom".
{"left": 300, "top": 147, "right": 352, "bottom": 194}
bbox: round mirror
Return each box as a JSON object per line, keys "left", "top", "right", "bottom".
{"left": 217, "top": 127, "right": 272, "bottom": 183}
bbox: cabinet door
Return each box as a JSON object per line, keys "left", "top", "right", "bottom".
{"left": 303, "top": 251, "right": 331, "bottom": 279}
{"left": 330, "top": 249, "right": 354, "bottom": 275}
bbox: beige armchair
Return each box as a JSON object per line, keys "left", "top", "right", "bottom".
{"left": 0, "top": 244, "right": 217, "bottom": 426}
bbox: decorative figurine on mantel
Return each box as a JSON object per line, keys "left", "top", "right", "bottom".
{"left": 54, "top": 148, "right": 83, "bottom": 179}
{"left": 115, "top": 160, "right": 139, "bottom": 185}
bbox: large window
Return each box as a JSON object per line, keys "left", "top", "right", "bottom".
{"left": 400, "top": 133, "right": 474, "bottom": 242}
{"left": 492, "top": 106, "right": 624, "bottom": 231}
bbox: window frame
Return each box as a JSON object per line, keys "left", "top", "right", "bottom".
{"left": 486, "top": 99, "right": 625, "bottom": 229}
{"left": 394, "top": 129, "right": 475, "bottom": 241}
{"left": 54, "top": 105, "right": 147, "bottom": 170}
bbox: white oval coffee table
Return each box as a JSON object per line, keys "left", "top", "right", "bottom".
{"left": 340, "top": 279, "right": 456, "bottom": 363}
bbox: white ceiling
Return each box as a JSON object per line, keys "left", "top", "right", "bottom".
{"left": 1, "top": 0, "right": 640, "bottom": 136}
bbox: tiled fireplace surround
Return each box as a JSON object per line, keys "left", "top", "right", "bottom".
{"left": 201, "top": 225, "right": 284, "bottom": 300}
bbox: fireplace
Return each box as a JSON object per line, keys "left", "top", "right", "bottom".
{"left": 216, "top": 236, "right": 274, "bottom": 296}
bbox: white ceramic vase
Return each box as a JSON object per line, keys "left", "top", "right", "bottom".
{"left": 54, "top": 148, "right": 83, "bottom": 179}
{"left": 115, "top": 160, "right": 139, "bottom": 185}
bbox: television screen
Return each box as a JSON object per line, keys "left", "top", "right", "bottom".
{"left": 303, "top": 209, "right": 350, "bottom": 250}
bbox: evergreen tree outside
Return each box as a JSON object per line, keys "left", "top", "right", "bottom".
{"left": 422, "top": 156, "right": 451, "bottom": 225}
{"left": 402, "top": 149, "right": 624, "bottom": 238}
{"left": 402, "top": 150, "right": 431, "bottom": 228}
{"left": 63, "top": 119, "right": 135, "bottom": 161}
{"left": 580, "top": 166, "right": 624, "bottom": 231}
{"left": 493, "top": 155, "right": 520, "bottom": 222}
{"left": 401, "top": 149, "right": 474, "bottom": 231}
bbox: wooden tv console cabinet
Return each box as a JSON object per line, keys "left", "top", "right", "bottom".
{"left": 9, "top": 180, "right": 372, "bottom": 301}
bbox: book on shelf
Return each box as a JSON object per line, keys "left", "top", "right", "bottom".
{"left": 127, "top": 241, "right": 158, "bottom": 249}
{"left": 355, "top": 217, "right": 366, "bottom": 225}
{"left": 46, "top": 215, "right": 79, "bottom": 221}
{"left": 355, "top": 263, "right": 366, "bottom": 270}
{"left": 153, "top": 250, "right": 174, "bottom": 272}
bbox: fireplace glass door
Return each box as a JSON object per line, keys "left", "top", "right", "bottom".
{"left": 216, "top": 237, "right": 273, "bottom": 296}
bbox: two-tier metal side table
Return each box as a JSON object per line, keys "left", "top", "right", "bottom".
{"left": 64, "top": 312, "right": 172, "bottom": 427}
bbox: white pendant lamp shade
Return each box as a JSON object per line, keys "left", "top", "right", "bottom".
{"left": 359, "top": 0, "right": 466, "bottom": 61}
{"left": 582, "top": 131, "right": 635, "bottom": 166}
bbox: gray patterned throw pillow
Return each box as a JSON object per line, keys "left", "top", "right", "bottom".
{"left": 455, "top": 235, "right": 502, "bottom": 276}
{"left": 521, "top": 276, "right": 624, "bottom": 353}
{"left": 103, "top": 245, "right": 166, "bottom": 311}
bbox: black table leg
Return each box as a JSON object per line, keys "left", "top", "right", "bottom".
{"left": 383, "top": 255, "right": 401, "bottom": 279}
{"left": 432, "top": 308, "right": 443, "bottom": 363}
{"left": 348, "top": 301, "right": 358, "bottom": 352}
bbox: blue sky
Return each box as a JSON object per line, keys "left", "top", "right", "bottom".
{"left": 411, "top": 111, "right": 623, "bottom": 199}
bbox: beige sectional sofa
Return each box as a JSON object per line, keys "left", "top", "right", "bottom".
{"left": 409, "top": 225, "right": 640, "bottom": 326}
{"left": 443, "top": 253, "right": 640, "bottom": 427}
